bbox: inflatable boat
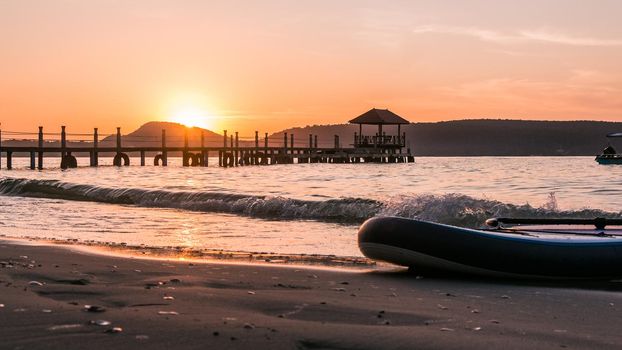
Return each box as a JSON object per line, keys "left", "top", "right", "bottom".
{"left": 358, "top": 217, "right": 622, "bottom": 279}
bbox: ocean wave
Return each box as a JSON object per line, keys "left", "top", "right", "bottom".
{"left": 380, "top": 193, "right": 618, "bottom": 228}
{"left": 0, "top": 177, "right": 618, "bottom": 227}
{"left": 0, "top": 178, "right": 381, "bottom": 223}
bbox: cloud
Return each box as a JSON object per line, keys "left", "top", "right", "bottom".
{"left": 519, "top": 29, "right": 622, "bottom": 46}
{"left": 412, "top": 25, "right": 518, "bottom": 43}
{"left": 412, "top": 25, "right": 622, "bottom": 47}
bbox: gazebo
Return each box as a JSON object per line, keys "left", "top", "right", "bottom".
{"left": 349, "top": 108, "right": 409, "bottom": 148}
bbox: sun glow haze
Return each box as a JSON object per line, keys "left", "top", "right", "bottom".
{"left": 166, "top": 93, "right": 219, "bottom": 131}
{"left": 170, "top": 106, "right": 216, "bottom": 130}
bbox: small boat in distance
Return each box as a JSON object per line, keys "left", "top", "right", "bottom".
{"left": 358, "top": 216, "right": 622, "bottom": 279}
{"left": 595, "top": 132, "right": 622, "bottom": 164}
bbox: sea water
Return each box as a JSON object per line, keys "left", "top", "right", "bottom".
{"left": 0, "top": 156, "right": 621, "bottom": 257}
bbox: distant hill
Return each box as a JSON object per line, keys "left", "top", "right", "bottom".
{"left": 409, "top": 120, "right": 620, "bottom": 156}
{"left": 274, "top": 120, "right": 622, "bottom": 156}
{"left": 100, "top": 121, "right": 224, "bottom": 147}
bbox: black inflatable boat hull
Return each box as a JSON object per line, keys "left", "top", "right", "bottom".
{"left": 358, "top": 217, "right": 622, "bottom": 279}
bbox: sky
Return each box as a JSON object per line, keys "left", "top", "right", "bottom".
{"left": 1, "top": 0, "right": 622, "bottom": 135}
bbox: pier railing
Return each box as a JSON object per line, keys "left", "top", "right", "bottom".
{"left": 0, "top": 126, "right": 414, "bottom": 169}
{"left": 353, "top": 132, "right": 407, "bottom": 148}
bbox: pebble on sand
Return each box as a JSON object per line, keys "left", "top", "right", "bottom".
{"left": 84, "top": 305, "right": 106, "bottom": 313}
{"left": 89, "top": 320, "right": 111, "bottom": 326}
{"left": 158, "top": 311, "right": 179, "bottom": 315}
{"left": 48, "top": 324, "right": 83, "bottom": 331}
{"left": 28, "top": 281, "right": 44, "bottom": 286}
{"left": 105, "top": 327, "right": 123, "bottom": 333}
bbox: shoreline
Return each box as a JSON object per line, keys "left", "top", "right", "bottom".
{"left": 0, "top": 235, "right": 375, "bottom": 269}
{"left": 1, "top": 239, "right": 622, "bottom": 349}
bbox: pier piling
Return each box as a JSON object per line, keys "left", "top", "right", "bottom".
{"left": 235, "top": 132, "right": 239, "bottom": 167}
{"left": 113, "top": 127, "right": 129, "bottom": 166}
{"left": 201, "top": 130, "right": 207, "bottom": 167}
{"left": 38, "top": 127, "right": 43, "bottom": 170}
{"left": 183, "top": 128, "right": 189, "bottom": 167}
{"left": 161, "top": 129, "right": 168, "bottom": 166}
{"left": 30, "top": 151, "right": 35, "bottom": 170}
{"left": 61, "top": 126, "right": 67, "bottom": 158}
{"left": 91, "top": 128, "right": 98, "bottom": 167}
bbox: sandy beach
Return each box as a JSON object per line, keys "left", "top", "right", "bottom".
{"left": 0, "top": 239, "right": 620, "bottom": 349}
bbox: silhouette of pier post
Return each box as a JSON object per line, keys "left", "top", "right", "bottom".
{"left": 235, "top": 132, "right": 239, "bottom": 166}
{"left": 37, "top": 127, "right": 43, "bottom": 170}
{"left": 307, "top": 134, "right": 312, "bottom": 163}
{"left": 230, "top": 134, "right": 234, "bottom": 167}
{"left": 1, "top": 128, "right": 9, "bottom": 170}
{"left": 29, "top": 150, "right": 35, "bottom": 170}
{"left": 6, "top": 146, "right": 11, "bottom": 170}
{"left": 91, "top": 128, "right": 98, "bottom": 167}
{"left": 59, "top": 126, "right": 77, "bottom": 169}
{"left": 60, "top": 126, "right": 66, "bottom": 168}
{"left": 254, "top": 131, "right": 259, "bottom": 165}
{"left": 161, "top": 129, "right": 168, "bottom": 166}
{"left": 219, "top": 130, "right": 227, "bottom": 167}
{"left": 61, "top": 126, "right": 67, "bottom": 158}
{"left": 113, "top": 127, "right": 129, "bottom": 166}
{"left": 201, "top": 130, "right": 208, "bottom": 167}
{"left": 183, "top": 128, "right": 190, "bottom": 167}
{"left": 264, "top": 133, "right": 269, "bottom": 165}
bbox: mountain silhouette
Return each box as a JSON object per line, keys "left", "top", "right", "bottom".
{"left": 100, "top": 121, "right": 223, "bottom": 147}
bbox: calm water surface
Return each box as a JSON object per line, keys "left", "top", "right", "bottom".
{"left": 1, "top": 156, "right": 621, "bottom": 257}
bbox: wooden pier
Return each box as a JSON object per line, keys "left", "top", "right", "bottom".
{"left": 0, "top": 109, "right": 415, "bottom": 170}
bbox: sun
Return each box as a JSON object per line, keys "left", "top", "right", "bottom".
{"left": 170, "top": 106, "right": 216, "bottom": 130}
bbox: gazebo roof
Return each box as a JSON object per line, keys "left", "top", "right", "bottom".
{"left": 349, "top": 108, "right": 410, "bottom": 125}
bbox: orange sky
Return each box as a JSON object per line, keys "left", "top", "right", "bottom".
{"left": 1, "top": 0, "right": 622, "bottom": 136}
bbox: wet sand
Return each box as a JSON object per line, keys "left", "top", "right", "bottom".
{"left": 1, "top": 239, "right": 622, "bottom": 350}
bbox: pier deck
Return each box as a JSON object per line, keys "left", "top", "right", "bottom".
{"left": 0, "top": 126, "right": 414, "bottom": 170}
